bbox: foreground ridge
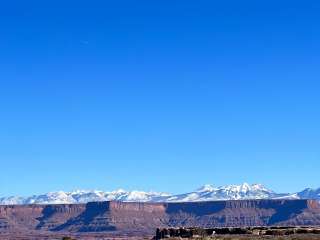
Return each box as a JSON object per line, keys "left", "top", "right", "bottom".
{"left": 155, "top": 227, "right": 320, "bottom": 239}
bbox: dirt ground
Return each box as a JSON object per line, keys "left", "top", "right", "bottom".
{"left": 166, "top": 235, "right": 320, "bottom": 240}
{"left": 0, "top": 233, "right": 152, "bottom": 240}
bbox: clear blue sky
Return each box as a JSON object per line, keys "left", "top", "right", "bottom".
{"left": 1, "top": 0, "right": 320, "bottom": 196}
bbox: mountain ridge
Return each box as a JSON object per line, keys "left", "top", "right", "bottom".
{"left": 1, "top": 183, "right": 319, "bottom": 205}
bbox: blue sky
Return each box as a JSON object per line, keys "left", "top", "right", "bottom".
{"left": 1, "top": 0, "right": 320, "bottom": 196}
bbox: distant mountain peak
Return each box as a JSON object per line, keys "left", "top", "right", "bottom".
{"left": 196, "top": 183, "right": 270, "bottom": 194}
{"left": 1, "top": 184, "right": 319, "bottom": 205}
{"left": 196, "top": 184, "right": 216, "bottom": 192}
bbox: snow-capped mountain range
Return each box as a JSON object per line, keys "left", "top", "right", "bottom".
{"left": 1, "top": 183, "right": 320, "bottom": 205}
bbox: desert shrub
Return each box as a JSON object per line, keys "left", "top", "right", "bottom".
{"left": 62, "top": 237, "right": 74, "bottom": 240}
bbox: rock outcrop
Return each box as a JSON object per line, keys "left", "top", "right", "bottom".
{"left": 154, "top": 227, "right": 320, "bottom": 239}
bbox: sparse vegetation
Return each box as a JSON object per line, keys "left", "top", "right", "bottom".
{"left": 155, "top": 227, "right": 320, "bottom": 240}
{"left": 165, "top": 236, "right": 320, "bottom": 240}
{"left": 62, "top": 237, "right": 75, "bottom": 240}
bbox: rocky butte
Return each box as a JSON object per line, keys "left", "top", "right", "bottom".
{"left": 1, "top": 199, "right": 320, "bottom": 238}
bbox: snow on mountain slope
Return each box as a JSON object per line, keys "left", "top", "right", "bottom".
{"left": 25, "top": 191, "right": 76, "bottom": 204}
{"left": 165, "top": 183, "right": 280, "bottom": 202}
{"left": 1, "top": 183, "right": 319, "bottom": 205}
{"left": 0, "top": 189, "right": 171, "bottom": 205}
{"left": 0, "top": 196, "right": 26, "bottom": 205}
{"left": 297, "top": 187, "right": 320, "bottom": 199}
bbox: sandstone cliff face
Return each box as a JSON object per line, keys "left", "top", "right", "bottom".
{"left": 0, "top": 204, "right": 85, "bottom": 233}
{"left": 163, "top": 200, "right": 319, "bottom": 228}
{"left": 0, "top": 200, "right": 319, "bottom": 235}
